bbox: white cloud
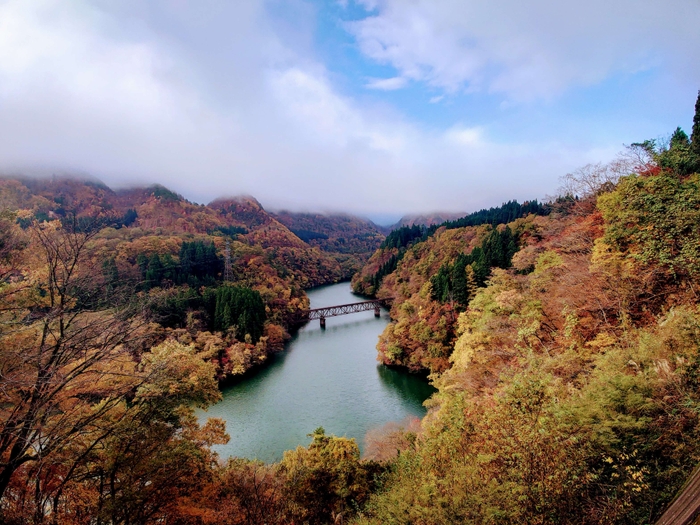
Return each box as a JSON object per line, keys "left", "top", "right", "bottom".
{"left": 365, "top": 76, "right": 407, "bottom": 90}
{"left": 348, "top": 0, "right": 700, "bottom": 100}
{"left": 445, "top": 126, "right": 483, "bottom": 146}
{"left": 0, "top": 0, "right": 644, "bottom": 216}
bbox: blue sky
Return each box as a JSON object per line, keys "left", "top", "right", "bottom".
{"left": 309, "top": 0, "right": 696, "bottom": 144}
{"left": 0, "top": 0, "right": 698, "bottom": 221}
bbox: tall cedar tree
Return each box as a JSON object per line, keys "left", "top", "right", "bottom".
{"left": 208, "top": 286, "right": 266, "bottom": 342}
{"left": 693, "top": 90, "right": 700, "bottom": 156}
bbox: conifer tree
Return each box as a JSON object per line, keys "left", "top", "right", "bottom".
{"left": 692, "top": 90, "right": 700, "bottom": 156}
{"left": 102, "top": 257, "right": 119, "bottom": 293}
{"left": 145, "top": 253, "right": 164, "bottom": 289}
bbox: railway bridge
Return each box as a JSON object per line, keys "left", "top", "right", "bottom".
{"left": 301, "top": 299, "right": 388, "bottom": 328}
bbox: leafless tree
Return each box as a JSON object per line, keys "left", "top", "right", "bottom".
{"left": 0, "top": 217, "right": 145, "bottom": 505}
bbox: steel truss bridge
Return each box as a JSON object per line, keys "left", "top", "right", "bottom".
{"left": 301, "top": 299, "right": 388, "bottom": 328}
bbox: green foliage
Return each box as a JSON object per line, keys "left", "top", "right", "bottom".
{"left": 138, "top": 240, "right": 221, "bottom": 290}
{"left": 431, "top": 226, "right": 518, "bottom": 305}
{"left": 598, "top": 172, "right": 700, "bottom": 278}
{"left": 146, "top": 287, "right": 202, "bottom": 328}
{"left": 281, "top": 428, "right": 380, "bottom": 525}
{"left": 144, "top": 282, "right": 265, "bottom": 340}
{"left": 657, "top": 127, "right": 700, "bottom": 175}
{"left": 381, "top": 224, "right": 425, "bottom": 249}
{"left": 292, "top": 229, "right": 329, "bottom": 242}
{"left": 692, "top": 90, "right": 700, "bottom": 156}
{"left": 178, "top": 240, "right": 221, "bottom": 286}
{"left": 206, "top": 285, "right": 266, "bottom": 342}
{"left": 370, "top": 252, "right": 404, "bottom": 291}
{"left": 101, "top": 257, "right": 119, "bottom": 292}
{"left": 430, "top": 199, "right": 549, "bottom": 233}
{"left": 120, "top": 207, "right": 138, "bottom": 226}
{"left": 365, "top": 201, "right": 546, "bottom": 297}
{"left": 143, "top": 252, "right": 177, "bottom": 288}
{"left": 212, "top": 224, "right": 248, "bottom": 237}
{"left": 148, "top": 184, "right": 182, "bottom": 201}
{"left": 380, "top": 201, "right": 545, "bottom": 252}
{"left": 430, "top": 254, "right": 477, "bottom": 307}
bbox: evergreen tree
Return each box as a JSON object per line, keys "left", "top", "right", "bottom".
{"left": 659, "top": 127, "right": 700, "bottom": 176}
{"left": 209, "top": 286, "right": 266, "bottom": 342}
{"left": 161, "top": 253, "right": 177, "bottom": 284}
{"left": 670, "top": 127, "right": 690, "bottom": 148}
{"left": 145, "top": 253, "right": 164, "bottom": 289}
{"left": 179, "top": 243, "right": 193, "bottom": 281}
{"left": 471, "top": 247, "right": 490, "bottom": 286}
{"left": 121, "top": 208, "right": 138, "bottom": 227}
{"left": 692, "top": 90, "right": 700, "bottom": 156}
{"left": 431, "top": 226, "right": 521, "bottom": 303}
{"left": 102, "top": 257, "right": 119, "bottom": 294}
{"left": 136, "top": 253, "right": 148, "bottom": 281}
{"left": 381, "top": 225, "right": 425, "bottom": 250}
{"left": 451, "top": 254, "right": 471, "bottom": 307}
{"left": 177, "top": 240, "right": 221, "bottom": 286}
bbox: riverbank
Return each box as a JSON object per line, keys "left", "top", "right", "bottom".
{"left": 201, "top": 282, "right": 435, "bottom": 462}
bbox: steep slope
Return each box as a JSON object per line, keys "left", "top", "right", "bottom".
{"left": 273, "top": 211, "right": 385, "bottom": 278}
{"left": 390, "top": 211, "right": 466, "bottom": 229}
{"left": 353, "top": 114, "right": 700, "bottom": 524}
{"left": 0, "top": 177, "right": 345, "bottom": 383}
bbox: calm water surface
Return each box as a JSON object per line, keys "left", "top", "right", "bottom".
{"left": 202, "top": 282, "right": 435, "bottom": 462}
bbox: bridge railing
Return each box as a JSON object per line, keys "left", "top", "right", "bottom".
{"left": 297, "top": 299, "right": 389, "bottom": 327}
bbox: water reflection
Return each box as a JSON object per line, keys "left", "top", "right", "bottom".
{"left": 377, "top": 365, "right": 436, "bottom": 405}
{"left": 203, "top": 282, "right": 434, "bottom": 462}
{"left": 298, "top": 316, "right": 387, "bottom": 338}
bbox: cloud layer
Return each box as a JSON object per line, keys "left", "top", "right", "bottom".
{"left": 349, "top": 0, "right": 700, "bottom": 100}
{"left": 0, "top": 0, "right": 697, "bottom": 218}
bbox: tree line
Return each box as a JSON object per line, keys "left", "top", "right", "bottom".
{"left": 135, "top": 240, "right": 222, "bottom": 290}
{"left": 430, "top": 226, "right": 518, "bottom": 307}
{"left": 431, "top": 199, "right": 548, "bottom": 232}
{"left": 370, "top": 200, "right": 543, "bottom": 294}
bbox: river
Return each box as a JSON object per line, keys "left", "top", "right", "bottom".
{"left": 202, "top": 282, "right": 435, "bottom": 462}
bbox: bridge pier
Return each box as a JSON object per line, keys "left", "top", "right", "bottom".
{"left": 303, "top": 299, "right": 388, "bottom": 327}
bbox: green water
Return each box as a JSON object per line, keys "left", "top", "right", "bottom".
{"left": 202, "top": 282, "right": 435, "bottom": 462}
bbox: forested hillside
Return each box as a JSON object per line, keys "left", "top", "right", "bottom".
{"left": 389, "top": 211, "right": 466, "bottom": 229}
{"left": 2, "top": 94, "right": 700, "bottom": 524}
{"left": 349, "top": 94, "right": 700, "bottom": 524}
{"left": 0, "top": 178, "right": 350, "bottom": 385}
{"left": 273, "top": 211, "right": 385, "bottom": 278}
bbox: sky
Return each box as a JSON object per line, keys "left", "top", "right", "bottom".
{"left": 0, "top": 0, "right": 698, "bottom": 223}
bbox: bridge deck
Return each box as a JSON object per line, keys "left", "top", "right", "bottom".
{"left": 303, "top": 300, "right": 386, "bottom": 320}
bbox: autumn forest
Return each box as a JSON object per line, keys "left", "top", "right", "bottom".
{"left": 2, "top": 93, "right": 700, "bottom": 525}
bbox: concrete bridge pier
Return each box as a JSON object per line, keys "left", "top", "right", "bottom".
{"left": 320, "top": 317, "right": 326, "bottom": 329}
{"left": 374, "top": 306, "right": 381, "bottom": 318}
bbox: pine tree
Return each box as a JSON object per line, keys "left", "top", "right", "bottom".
{"left": 670, "top": 127, "right": 690, "bottom": 148}
{"left": 136, "top": 253, "right": 148, "bottom": 281}
{"left": 692, "top": 90, "right": 700, "bottom": 156}
{"left": 102, "top": 258, "right": 119, "bottom": 293}
{"left": 145, "top": 254, "right": 163, "bottom": 289}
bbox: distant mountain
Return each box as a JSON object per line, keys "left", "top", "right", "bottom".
{"left": 391, "top": 212, "right": 467, "bottom": 230}
{"left": 273, "top": 211, "right": 386, "bottom": 277}
{"left": 0, "top": 175, "right": 345, "bottom": 287}
{"left": 273, "top": 211, "right": 384, "bottom": 253}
